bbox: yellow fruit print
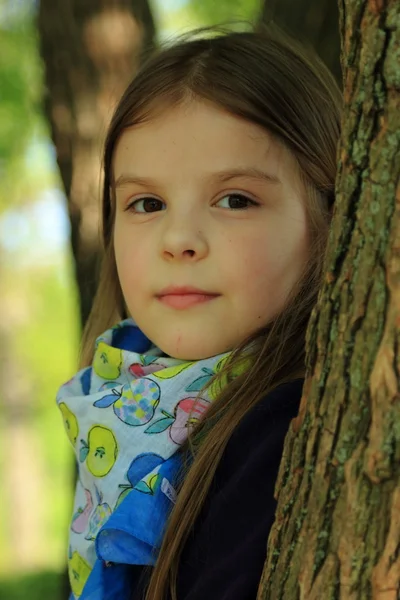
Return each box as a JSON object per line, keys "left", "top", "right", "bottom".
{"left": 68, "top": 551, "right": 91, "bottom": 597}
{"left": 153, "top": 361, "right": 194, "bottom": 380}
{"left": 209, "top": 355, "right": 251, "bottom": 400}
{"left": 93, "top": 342, "right": 122, "bottom": 380}
{"left": 80, "top": 425, "right": 118, "bottom": 477}
{"left": 59, "top": 403, "right": 79, "bottom": 446}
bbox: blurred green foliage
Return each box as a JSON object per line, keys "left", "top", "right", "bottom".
{"left": 0, "top": 24, "right": 38, "bottom": 158}
{"left": 0, "top": 570, "right": 61, "bottom": 600}
{"left": 190, "top": 0, "right": 261, "bottom": 25}
{"left": 154, "top": 0, "right": 260, "bottom": 39}
{"left": 0, "top": 259, "right": 79, "bottom": 574}
{"left": 0, "top": 0, "right": 50, "bottom": 211}
{"left": 0, "top": 1, "right": 77, "bottom": 593}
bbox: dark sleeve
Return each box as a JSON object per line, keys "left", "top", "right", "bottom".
{"left": 175, "top": 378, "right": 304, "bottom": 600}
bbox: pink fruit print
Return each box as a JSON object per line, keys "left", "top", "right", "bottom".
{"left": 71, "top": 489, "right": 94, "bottom": 534}
{"left": 85, "top": 486, "right": 112, "bottom": 541}
{"left": 145, "top": 397, "right": 210, "bottom": 444}
{"left": 129, "top": 356, "right": 164, "bottom": 378}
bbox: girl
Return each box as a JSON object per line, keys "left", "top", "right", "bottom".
{"left": 57, "top": 26, "right": 341, "bottom": 600}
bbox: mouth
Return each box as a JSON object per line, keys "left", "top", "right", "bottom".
{"left": 156, "top": 286, "right": 220, "bottom": 310}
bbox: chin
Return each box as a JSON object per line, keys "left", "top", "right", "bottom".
{"left": 163, "top": 348, "right": 220, "bottom": 361}
{"left": 158, "top": 337, "right": 229, "bottom": 361}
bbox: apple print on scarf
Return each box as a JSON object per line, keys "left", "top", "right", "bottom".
{"left": 71, "top": 488, "right": 94, "bottom": 534}
{"left": 152, "top": 361, "right": 194, "bottom": 380}
{"left": 145, "top": 397, "right": 210, "bottom": 444}
{"left": 80, "top": 367, "right": 92, "bottom": 395}
{"left": 116, "top": 452, "right": 165, "bottom": 507}
{"left": 93, "top": 379, "right": 161, "bottom": 426}
{"left": 68, "top": 549, "right": 92, "bottom": 598}
{"left": 93, "top": 342, "right": 123, "bottom": 380}
{"left": 185, "top": 355, "right": 251, "bottom": 399}
{"left": 85, "top": 486, "right": 112, "bottom": 541}
{"left": 59, "top": 402, "right": 79, "bottom": 446}
{"left": 128, "top": 355, "right": 164, "bottom": 378}
{"left": 79, "top": 425, "right": 118, "bottom": 477}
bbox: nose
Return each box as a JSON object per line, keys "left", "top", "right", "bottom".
{"left": 160, "top": 213, "right": 209, "bottom": 262}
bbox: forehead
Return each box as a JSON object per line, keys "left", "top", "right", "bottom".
{"left": 112, "top": 99, "right": 298, "bottom": 184}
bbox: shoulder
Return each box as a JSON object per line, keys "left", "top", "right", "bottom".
{"left": 236, "top": 377, "right": 304, "bottom": 427}
{"left": 218, "top": 377, "right": 304, "bottom": 474}
{"left": 175, "top": 379, "right": 304, "bottom": 599}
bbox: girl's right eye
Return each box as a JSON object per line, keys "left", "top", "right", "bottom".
{"left": 126, "top": 197, "right": 166, "bottom": 213}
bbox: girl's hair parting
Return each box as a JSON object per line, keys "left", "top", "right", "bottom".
{"left": 80, "top": 24, "right": 342, "bottom": 600}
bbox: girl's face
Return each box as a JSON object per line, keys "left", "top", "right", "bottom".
{"left": 113, "top": 100, "right": 309, "bottom": 359}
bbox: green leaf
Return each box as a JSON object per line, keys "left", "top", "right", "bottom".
{"left": 134, "top": 481, "right": 152, "bottom": 494}
{"left": 79, "top": 441, "right": 89, "bottom": 462}
{"left": 144, "top": 417, "right": 175, "bottom": 434}
{"left": 161, "top": 410, "right": 174, "bottom": 419}
{"left": 186, "top": 374, "right": 212, "bottom": 391}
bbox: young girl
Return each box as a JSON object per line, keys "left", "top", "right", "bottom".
{"left": 57, "top": 26, "right": 341, "bottom": 600}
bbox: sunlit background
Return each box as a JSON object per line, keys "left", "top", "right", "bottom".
{"left": 0, "top": 0, "right": 262, "bottom": 597}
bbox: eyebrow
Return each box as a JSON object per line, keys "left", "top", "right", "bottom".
{"left": 114, "top": 167, "right": 281, "bottom": 189}
{"left": 215, "top": 167, "right": 281, "bottom": 185}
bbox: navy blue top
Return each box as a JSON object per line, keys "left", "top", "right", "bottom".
{"left": 128, "top": 378, "right": 304, "bottom": 599}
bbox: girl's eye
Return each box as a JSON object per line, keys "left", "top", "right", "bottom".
{"left": 127, "top": 197, "right": 165, "bottom": 213}
{"left": 215, "top": 193, "right": 257, "bottom": 210}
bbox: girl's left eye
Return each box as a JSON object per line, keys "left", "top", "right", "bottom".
{"left": 215, "top": 194, "right": 258, "bottom": 210}
{"left": 126, "top": 197, "right": 166, "bottom": 213}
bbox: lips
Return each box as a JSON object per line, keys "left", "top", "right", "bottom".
{"left": 156, "top": 286, "right": 219, "bottom": 310}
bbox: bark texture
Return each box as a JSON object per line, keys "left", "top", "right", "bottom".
{"left": 37, "top": 0, "right": 156, "bottom": 327}
{"left": 261, "top": 0, "right": 342, "bottom": 83}
{"left": 258, "top": 0, "right": 400, "bottom": 598}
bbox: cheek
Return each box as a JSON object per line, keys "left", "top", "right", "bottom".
{"left": 242, "top": 254, "right": 277, "bottom": 303}
{"left": 228, "top": 235, "right": 276, "bottom": 291}
{"left": 231, "top": 231, "right": 306, "bottom": 308}
{"left": 113, "top": 228, "right": 146, "bottom": 292}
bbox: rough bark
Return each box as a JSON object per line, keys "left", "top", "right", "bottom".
{"left": 37, "top": 0, "right": 156, "bottom": 328}
{"left": 258, "top": 0, "right": 400, "bottom": 598}
{"left": 260, "top": 0, "right": 342, "bottom": 83}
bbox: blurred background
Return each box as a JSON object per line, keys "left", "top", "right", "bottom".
{"left": 0, "top": 0, "right": 340, "bottom": 598}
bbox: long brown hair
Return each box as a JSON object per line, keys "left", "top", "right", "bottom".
{"left": 81, "top": 26, "right": 341, "bottom": 599}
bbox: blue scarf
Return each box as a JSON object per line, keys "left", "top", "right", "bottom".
{"left": 57, "top": 319, "right": 230, "bottom": 599}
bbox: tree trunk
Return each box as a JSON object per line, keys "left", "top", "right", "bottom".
{"left": 260, "top": 0, "right": 342, "bottom": 84}
{"left": 258, "top": 1, "right": 400, "bottom": 598}
{"left": 37, "top": 0, "right": 156, "bottom": 328}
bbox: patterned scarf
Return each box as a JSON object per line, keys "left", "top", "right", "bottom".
{"left": 56, "top": 319, "right": 231, "bottom": 599}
